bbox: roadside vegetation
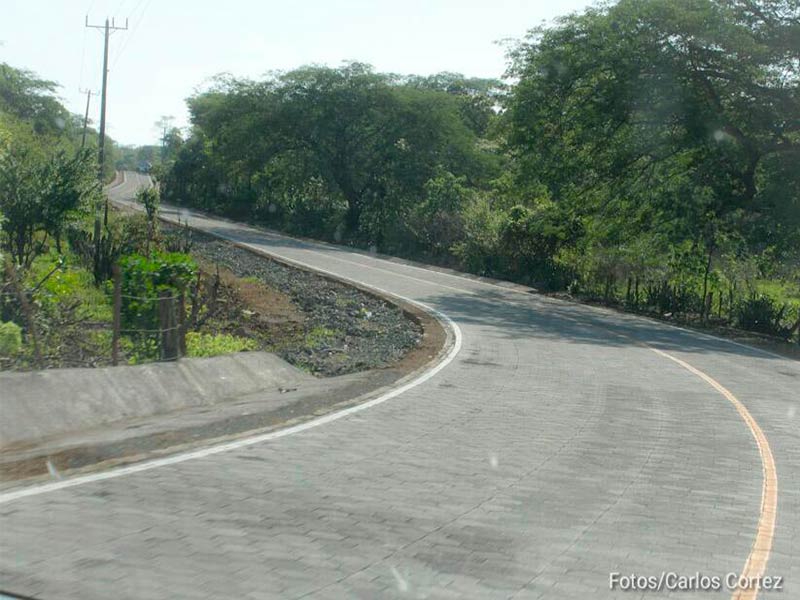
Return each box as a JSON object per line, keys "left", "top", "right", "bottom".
{"left": 156, "top": 0, "right": 799, "bottom": 345}
{"left": 184, "top": 229, "right": 423, "bottom": 375}
{"left": 2, "top": 0, "right": 798, "bottom": 366}
{"left": 0, "top": 62, "right": 420, "bottom": 370}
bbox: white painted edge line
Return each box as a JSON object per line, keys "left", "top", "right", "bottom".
{"left": 164, "top": 196, "right": 797, "bottom": 367}
{"left": 249, "top": 220, "right": 798, "bottom": 367}
{"left": 114, "top": 171, "right": 794, "bottom": 367}
{"left": 0, "top": 297, "right": 462, "bottom": 505}
{"left": 175, "top": 208, "right": 782, "bottom": 597}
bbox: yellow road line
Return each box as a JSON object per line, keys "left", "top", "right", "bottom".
{"left": 649, "top": 348, "right": 777, "bottom": 600}
{"left": 115, "top": 185, "right": 780, "bottom": 596}
{"left": 185, "top": 207, "right": 781, "bottom": 598}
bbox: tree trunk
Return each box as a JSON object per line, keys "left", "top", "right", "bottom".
{"left": 700, "top": 243, "right": 714, "bottom": 322}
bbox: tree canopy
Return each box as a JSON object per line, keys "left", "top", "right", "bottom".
{"left": 155, "top": 1, "right": 800, "bottom": 340}
{"left": 162, "top": 63, "right": 501, "bottom": 249}
{"left": 506, "top": 0, "right": 799, "bottom": 263}
{"left": 0, "top": 62, "right": 104, "bottom": 267}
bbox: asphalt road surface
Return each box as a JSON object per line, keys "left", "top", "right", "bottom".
{"left": 1, "top": 171, "right": 798, "bottom": 599}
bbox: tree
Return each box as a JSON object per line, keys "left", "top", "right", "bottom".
{"left": 0, "top": 122, "right": 96, "bottom": 266}
{"left": 0, "top": 65, "right": 99, "bottom": 267}
{"left": 510, "top": 0, "right": 800, "bottom": 248}
{"left": 164, "top": 63, "right": 497, "bottom": 248}
{"left": 0, "top": 63, "right": 76, "bottom": 137}
{"left": 506, "top": 0, "right": 799, "bottom": 289}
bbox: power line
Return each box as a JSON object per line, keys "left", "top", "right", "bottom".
{"left": 111, "top": 0, "right": 152, "bottom": 68}
{"left": 78, "top": 25, "right": 87, "bottom": 90}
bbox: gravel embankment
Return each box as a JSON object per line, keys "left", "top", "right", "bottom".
{"left": 187, "top": 231, "right": 422, "bottom": 376}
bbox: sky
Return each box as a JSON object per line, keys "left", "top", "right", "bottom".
{"left": 2, "top": 0, "right": 594, "bottom": 146}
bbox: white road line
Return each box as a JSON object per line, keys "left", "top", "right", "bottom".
{"left": 172, "top": 203, "right": 798, "bottom": 367}
{"left": 0, "top": 302, "right": 461, "bottom": 505}
{"left": 181, "top": 211, "right": 780, "bottom": 598}
{"left": 4, "top": 179, "right": 779, "bottom": 595}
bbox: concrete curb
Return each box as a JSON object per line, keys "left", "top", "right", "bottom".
{"left": 0, "top": 175, "right": 455, "bottom": 484}
{"left": 0, "top": 352, "right": 312, "bottom": 448}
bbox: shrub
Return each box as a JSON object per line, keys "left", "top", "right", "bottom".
{"left": 186, "top": 332, "right": 257, "bottom": 357}
{"left": 407, "top": 171, "right": 471, "bottom": 258}
{"left": 0, "top": 321, "right": 22, "bottom": 356}
{"left": 451, "top": 196, "right": 502, "bottom": 275}
{"left": 736, "top": 294, "right": 791, "bottom": 338}
{"left": 120, "top": 251, "right": 198, "bottom": 359}
{"left": 26, "top": 251, "right": 112, "bottom": 322}
{"left": 65, "top": 212, "right": 152, "bottom": 283}
{"left": 136, "top": 187, "right": 160, "bottom": 223}
{"left": 120, "top": 252, "right": 197, "bottom": 310}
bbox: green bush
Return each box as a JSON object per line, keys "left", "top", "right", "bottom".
{"left": 136, "top": 187, "right": 160, "bottom": 223}
{"left": 120, "top": 251, "right": 198, "bottom": 359}
{"left": 0, "top": 321, "right": 22, "bottom": 356}
{"left": 736, "top": 294, "right": 791, "bottom": 338}
{"left": 26, "top": 250, "right": 112, "bottom": 321}
{"left": 186, "top": 332, "right": 257, "bottom": 357}
{"left": 451, "top": 196, "right": 502, "bottom": 275}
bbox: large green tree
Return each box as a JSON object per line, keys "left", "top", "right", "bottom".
{"left": 506, "top": 0, "right": 799, "bottom": 261}
{"left": 163, "top": 63, "right": 499, "bottom": 248}
{"left": 0, "top": 64, "right": 101, "bottom": 267}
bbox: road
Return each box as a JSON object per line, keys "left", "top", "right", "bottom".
{"left": 1, "top": 171, "right": 798, "bottom": 599}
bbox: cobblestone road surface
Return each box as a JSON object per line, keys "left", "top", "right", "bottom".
{"left": 1, "top": 172, "right": 798, "bottom": 599}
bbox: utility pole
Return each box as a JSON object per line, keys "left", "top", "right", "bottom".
{"left": 85, "top": 15, "right": 128, "bottom": 234}
{"left": 86, "top": 16, "right": 127, "bottom": 271}
{"left": 79, "top": 88, "right": 94, "bottom": 149}
{"left": 85, "top": 16, "right": 127, "bottom": 182}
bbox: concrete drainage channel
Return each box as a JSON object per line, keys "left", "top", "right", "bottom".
{"left": 0, "top": 217, "right": 451, "bottom": 487}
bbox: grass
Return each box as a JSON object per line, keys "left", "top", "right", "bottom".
{"left": 334, "top": 296, "right": 356, "bottom": 308}
{"left": 305, "top": 326, "right": 338, "bottom": 348}
{"left": 186, "top": 332, "right": 258, "bottom": 358}
{"left": 25, "top": 249, "right": 112, "bottom": 322}
{"left": 0, "top": 321, "right": 22, "bottom": 356}
{"left": 756, "top": 279, "right": 800, "bottom": 307}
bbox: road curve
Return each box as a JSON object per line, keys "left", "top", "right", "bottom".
{"left": 1, "top": 171, "right": 798, "bottom": 599}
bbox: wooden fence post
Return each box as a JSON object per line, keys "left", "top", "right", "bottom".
{"left": 189, "top": 271, "right": 202, "bottom": 329}
{"left": 158, "top": 291, "right": 179, "bottom": 361}
{"left": 210, "top": 264, "right": 220, "bottom": 313}
{"left": 178, "top": 290, "right": 187, "bottom": 357}
{"left": 112, "top": 264, "right": 121, "bottom": 365}
{"left": 93, "top": 214, "right": 101, "bottom": 283}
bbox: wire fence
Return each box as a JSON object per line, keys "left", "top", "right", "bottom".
{"left": 1, "top": 262, "right": 213, "bottom": 368}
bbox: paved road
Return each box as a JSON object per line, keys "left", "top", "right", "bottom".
{"left": 1, "top": 171, "right": 798, "bottom": 599}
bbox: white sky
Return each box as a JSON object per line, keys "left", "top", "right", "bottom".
{"left": 2, "top": 0, "right": 594, "bottom": 146}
